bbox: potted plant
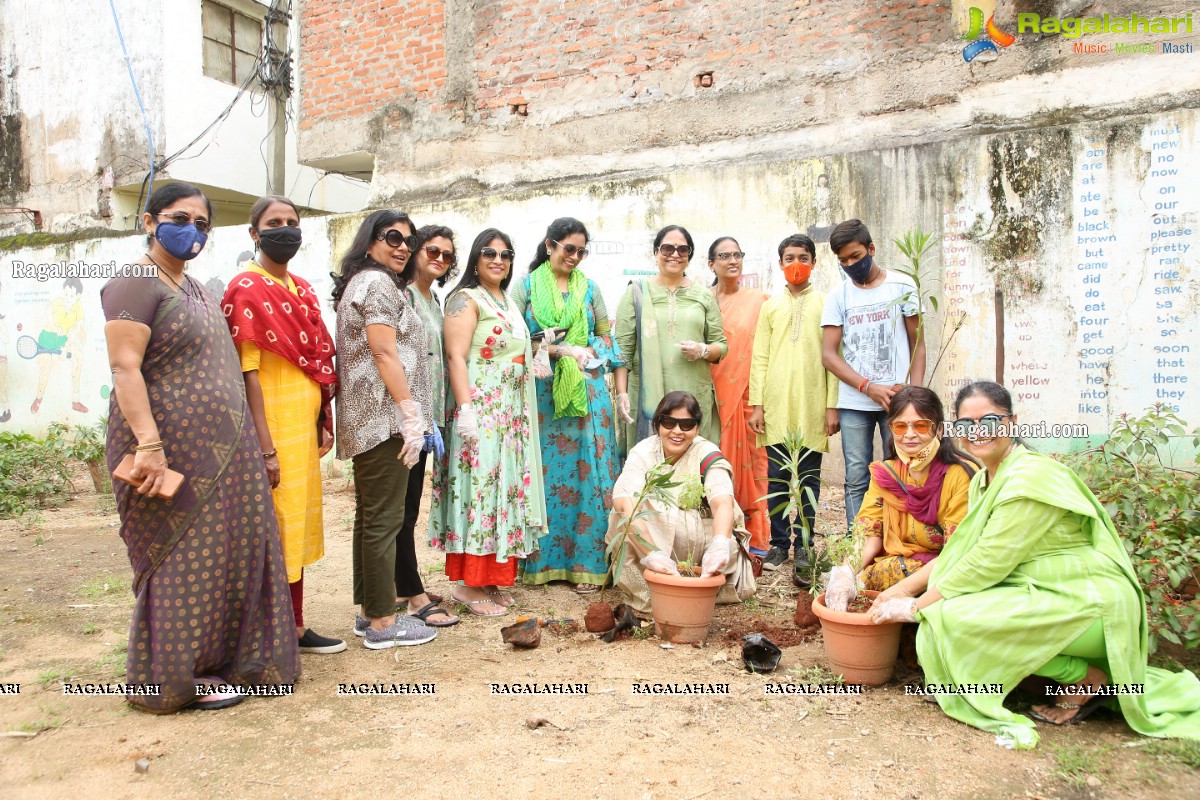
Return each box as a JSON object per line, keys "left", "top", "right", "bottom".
{"left": 810, "top": 525, "right": 903, "bottom": 685}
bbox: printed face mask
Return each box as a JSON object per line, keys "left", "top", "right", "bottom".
{"left": 256, "top": 226, "right": 303, "bottom": 263}
{"left": 842, "top": 253, "right": 873, "bottom": 284}
{"left": 155, "top": 222, "right": 208, "bottom": 261}
{"left": 783, "top": 261, "right": 812, "bottom": 285}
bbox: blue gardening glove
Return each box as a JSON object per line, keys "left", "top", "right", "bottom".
{"left": 424, "top": 425, "right": 445, "bottom": 459}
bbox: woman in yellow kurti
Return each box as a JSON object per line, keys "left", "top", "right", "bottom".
{"left": 223, "top": 196, "right": 343, "bottom": 654}
{"left": 747, "top": 234, "right": 840, "bottom": 583}
{"left": 855, "top": 386, "right": 975, "bottom": 601}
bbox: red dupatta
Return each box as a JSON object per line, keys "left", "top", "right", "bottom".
{"left": 222, "top": 267, "right": 338, "bottom": 432}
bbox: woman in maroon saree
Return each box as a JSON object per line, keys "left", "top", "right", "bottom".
{"left": 101, "top": 183, "right": 298, "bottom": 712}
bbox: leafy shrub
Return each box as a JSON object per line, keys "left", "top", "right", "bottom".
{"left": 1060, "top": 405, "right": 1200, "bottom": 653}
{"left": 0, "top": 424, "right": 76, "bottom": 518}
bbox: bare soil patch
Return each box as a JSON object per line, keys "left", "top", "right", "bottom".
{"left": 0, "top": 479, "right": 1197, "bottom": 799}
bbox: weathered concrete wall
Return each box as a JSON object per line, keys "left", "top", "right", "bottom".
{"left": 296, "top": 0, "right": 1200, "bottom": 206}
{"left": 2, "top": 107, "right": 1196, "bottom": 463}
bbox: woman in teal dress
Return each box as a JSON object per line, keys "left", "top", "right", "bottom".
{"left": 511, "top": 218, "right": 622, "bottom": 594}
{"left": 613, "top": 225, "right": 727, "bottom": 455}
{"left": 872, "top": 381, "right": 1200, "bottom": 748}
{"left": 432, "top": 228, "right": 548, "bottom": 616}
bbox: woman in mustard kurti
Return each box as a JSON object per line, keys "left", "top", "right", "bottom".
{"left": 223, "top": 196, "right": 343, "bottom": 654}
{"left": 855, "top": 386, "right": 975, "bottom": 601}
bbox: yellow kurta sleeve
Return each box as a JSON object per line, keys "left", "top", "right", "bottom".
{"left": 853, "top": 477, "right": 885, "bottom": 538}
{"left": 238, "top": 340, "right": 262, "bottom": 372}
{"left": 826, "top": 368, "right": 839, "bottom": 409}
{"left": 747, "top": 303, "right": 772, "bottom": 407}
{"left": 938, "top": 464, "right": 973, "bottom": 538}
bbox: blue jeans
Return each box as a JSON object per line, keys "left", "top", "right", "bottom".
{"left": 839, "top": 408, "right": 893, "bottom": 531}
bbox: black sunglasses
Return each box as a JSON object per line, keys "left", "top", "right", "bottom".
{"left": 480, "top": 247, "right": 514, "bottom": 263}
{"left": 713, "top": 251, "right": 745, "bottom": 261}
{"left": 377, "top": 229, "right": 417, "bottom": 249}
{"left": 158, "top": 211, "right": 211, "bottom": 233}
{"left": 657, "top": 244, "right": 691, "bottom": 258}
{"left": 423, "top": 245, "right": 457, "bottom": 266}
{"left": 951, "top": 414, "right": 1012, "bottom": 438}
{"left": 552, "top": 240, "right": 589, "bottom": 259}
{"left": 657, "top": 416, "right": 700, "bottom": 432}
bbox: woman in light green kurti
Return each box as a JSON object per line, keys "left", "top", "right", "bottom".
{"left": 873, "top": 381, "right": 1200, "bottom": 748}
{"left": 614, "top": 225, "right": 727, "bottom": 454}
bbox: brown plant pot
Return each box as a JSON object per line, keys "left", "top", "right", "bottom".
{"left": 811, "top": 590, "right": 903, "bottom": 686}
{"left": 643, "top": 569, "right": 725, "bottom": 644}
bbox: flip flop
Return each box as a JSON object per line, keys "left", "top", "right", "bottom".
{"left": 452, "top": 594, "right": 508, "bottom": 617}
{"left": 485, "top": 589, "right": 515, "bottom": 607}
{"left": 1029, "top": 692, "right": 1111, "bottom": 725}
{"left": 410, "top": 601, "right": 460, "bottom": 627}
{"left": 575, "top": 584, "right": 600, "bottom": 595}
{"left": 395, "top": 591, "right": 444, "bottom": 611}
{"left": 192, "top": 678, "right": 244, "bottom": 711}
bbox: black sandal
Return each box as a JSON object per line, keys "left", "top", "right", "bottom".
{"left": 1029, "top": 691, "right": 1111, "bottom": 725}
{"left": 409, "top": 601, "right": 460, "bottom": 627}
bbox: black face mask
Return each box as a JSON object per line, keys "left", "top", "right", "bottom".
{"left": 256, "top": 226, "right": 302, "bottom": 263}
{"left": 842, "top": 253, "right": 873, "bottom": 284}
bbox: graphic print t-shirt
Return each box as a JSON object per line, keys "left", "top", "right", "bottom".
{"left": 820, "top": 270, "right": 919, "bottom": 411}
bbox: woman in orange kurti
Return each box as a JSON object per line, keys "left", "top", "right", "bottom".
{"left": 707, "top": 236, "right": 769, "bottom": 558}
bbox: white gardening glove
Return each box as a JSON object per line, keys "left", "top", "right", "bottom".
{"left": 531, "top": 341, "right": 553, "bottom": 379}
{"left": 678, "top": 340, "right": 709, "bottom": 361}
{"left": 456, "top": 403, "right": 479, "bottom": 446}
{"left": 615, "top": 393, "right": 635, "bottom": 424}
{"left": 701, "top": 535, "right": 731, "bottom": 577}
{"left": 870, "top": 597, "right": 918, "bottom": 625}
{"left": 560, "top": 344, "right": 592, "bottom": 371}
{"left": 824, "top": 565, "right": 857, "bottom": 613}
{"left": 640, "top": 550, "right": 680, "bottom": 576}
{"left": 394, "top": 399, "right": 425, "bottom": 467}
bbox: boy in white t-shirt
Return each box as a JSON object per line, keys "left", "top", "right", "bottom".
{"left": 820, "top": 219, "right": 925, "bottom": 531}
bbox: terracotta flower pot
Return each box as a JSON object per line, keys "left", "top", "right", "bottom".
{"left": 643, "top": 569, "right": 725, "bottom": 644}
{"left": 811, "top": 590, "right": 903, "bottom": 685}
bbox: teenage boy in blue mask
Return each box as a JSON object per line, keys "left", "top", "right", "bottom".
{"left": 820, "top": 219, "right": 925, "bottom": 532}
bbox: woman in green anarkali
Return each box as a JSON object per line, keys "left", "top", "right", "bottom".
{"left": 871, "top": 380, "right": 1200, "bottom": 749}
{"left": 613, "top": 225, "right": 727, "bottom": 455}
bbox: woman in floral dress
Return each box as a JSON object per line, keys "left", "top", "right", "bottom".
{"left": 432, "top": 229, "right": 548, "bottom": 616}
{"left": 511, "top": 217, "right": 622, "bottom": 594}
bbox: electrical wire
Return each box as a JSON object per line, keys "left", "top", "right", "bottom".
{"left": 108, "top": 0, "right": 156, "bottom": 217}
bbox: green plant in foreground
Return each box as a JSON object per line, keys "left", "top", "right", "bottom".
{"left": 0, "top": 427, "right": 76, "bottom": 518}
{"left": 760, "top": 429, "right": 827, "bottom": 594}
{"left": 1061, "top": 405, "right": 1200, "bottom": 653}
{"left": 602, "top": 462, "right": 677, "bottom": 598}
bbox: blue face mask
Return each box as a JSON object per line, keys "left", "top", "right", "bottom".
{"left": 155, "top": 222, "right": 208, "bottom": 261}
{"left": 842, "top": 253, "right": 873, "bottom": 284}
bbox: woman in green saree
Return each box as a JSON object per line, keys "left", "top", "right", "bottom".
{"left": 871, "top": 380, "right": 1200, "bottom": 748}
{"left": 613, "top": 225, "right": 727, "bottom": 454}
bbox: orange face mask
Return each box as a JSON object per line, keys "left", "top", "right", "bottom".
{"left": 783, "top": 261, "right": 812, "bottom": 285}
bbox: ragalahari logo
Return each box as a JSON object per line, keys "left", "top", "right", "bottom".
{"left": 962, "top": 6, "right": 1016, "bottom": 62}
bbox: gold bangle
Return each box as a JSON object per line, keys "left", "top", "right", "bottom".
{"left": 135, "top": 441, "right": 164, "bottom": 452}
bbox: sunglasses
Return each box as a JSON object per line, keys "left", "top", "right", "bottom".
{"left": 480, "top": 247, "right": 514, "bottom": 263}
{"left": 423, "top": 245, "right": 456, "bottom": 266}
{"left": 714, "top": 251, "right": 745, "bottom": 261}
{"left": 889, "top": 419, "right": 935, "bottom": 436}
{"left": 157, "top": 212, "right": 211, "bottom": 233}
{"left": 951, "top": 414, "right": 1012, "bottom": 438}
{"left": 657, "top": 243, "right": 691, "bottom": 258}
{"left": 552, "top": 240, "right": 589, "bottom": 259}
{"left": 377, "top": 229, "right": 417, "bottom": 249}
{"left": 658, "top": 416, "right": 700, "bottom": 432}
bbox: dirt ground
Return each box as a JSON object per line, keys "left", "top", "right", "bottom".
{"left": 1, "top": 474, "right": 1197, "bottom": 800}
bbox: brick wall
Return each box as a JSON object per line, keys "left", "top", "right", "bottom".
{"left": 300, "top": 0, "right": 448, "bottom": 128}
{"left": 299, "top": 0, "right": 949, "bottom": 129}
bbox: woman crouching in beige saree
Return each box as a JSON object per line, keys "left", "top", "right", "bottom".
{"left": 607, "top": 391, "right": 757, "bottom": 615}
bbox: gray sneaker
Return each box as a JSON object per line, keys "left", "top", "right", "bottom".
{"left": 354, "top": 613, "right": 430, "bottom": 637}
{"left": 362, "top": 618, "right": 438, "bottom": 649}
{"left": 762, "top": 546, "right": 788, "bottom": 571}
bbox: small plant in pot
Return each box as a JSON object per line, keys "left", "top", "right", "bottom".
{"left": 810, "top": 524, "right": 904, "bottom": 685}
